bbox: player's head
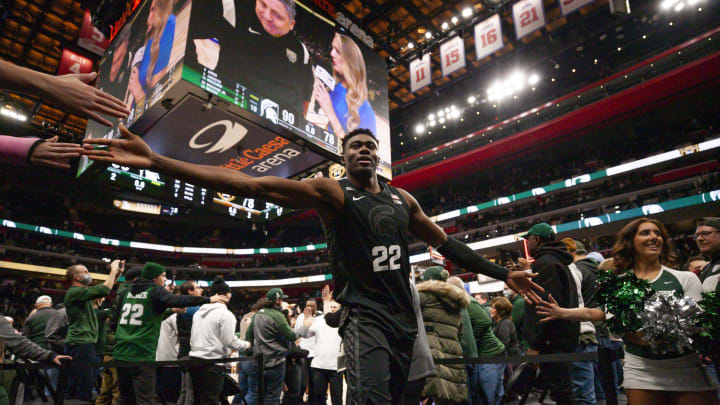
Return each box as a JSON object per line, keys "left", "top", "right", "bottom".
{"left": 255, "top": 0, "right": 296, "bottom": 38}
{"left": 342, "top": 128, "right": 378, "bottom": 179}
{"left": 210, "top": 277, "right": 232, "bottom": 301}
{"left": 331, "top": 33, "right": 368, "bottom": 131}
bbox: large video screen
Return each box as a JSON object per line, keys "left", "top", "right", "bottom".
{"left": 79, "top": 0, "right": 192, "bottom": 176}
{"left": 183, "top": 0, "right": 391, "bottom": 177}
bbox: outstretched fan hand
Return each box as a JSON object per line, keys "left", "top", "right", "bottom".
{"left": 506, "top": 271, "right": 544, "bottom": 304}
{"left": 82, "top": 125, "right": 153, "bottom": 168}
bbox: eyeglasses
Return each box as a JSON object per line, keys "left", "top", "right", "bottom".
{"left": 693, "top": 230, "right": 720, "bottom": 240}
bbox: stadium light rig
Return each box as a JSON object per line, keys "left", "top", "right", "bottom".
{"left": 1, "top": 107, "right": 27, "bottom": 122}
{"left": 486, "top": 71, "right": 541, "bottom": 102}
{"left": 660, "top": 0, "right": 704, "bottom": 11}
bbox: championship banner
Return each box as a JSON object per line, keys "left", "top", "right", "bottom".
{"left": 409, "top": 53, "right": 431, "bottom": 93}
{"left": 57, "top": 49, "right": 94, "bottom": 76}
{"left": 559, "top": 0, "right": 596, "bottom": 15}
{"left": 440, "top": 36, "right": 466, "bottom": 77}
{"left": 77, "top": 9, "right": 110, "bottom": 56}
{"left": 474, "top": 14, "right": 504, "bottom": 61}
{"left": 512, "top": 0, "right": 546, "bottom": 40}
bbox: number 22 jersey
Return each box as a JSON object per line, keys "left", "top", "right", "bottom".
{"left": 324, "top": 178, "right": 417, "bottom": 336}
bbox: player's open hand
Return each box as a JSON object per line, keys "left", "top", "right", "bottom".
{"left": 536, "top": 294, "right": 565, "bottom": 322}
{"left": 505, "top": 271, "right": 544, "bottom": 304}
{"left": 82, "top": 125, "right": 153, "bottom": 168}
{"left": 43, "top": 72, "right": 130, "bottom": 127}
{"left": 29, "top": 136, "right": 83, "bottom": 169}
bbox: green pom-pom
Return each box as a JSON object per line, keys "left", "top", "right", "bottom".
{"left": 693, "top": 291, "right": 720, "bottom": 356}
{"left": 596, "top": 270, "right": 655, "bottom": 335}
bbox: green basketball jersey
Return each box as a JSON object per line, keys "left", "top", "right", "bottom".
{"left": 114, "top": 286, "right": 162, "bottom": 361}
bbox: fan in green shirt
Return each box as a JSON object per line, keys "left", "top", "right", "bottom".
{"left": 63, "top": 260, "right": 124, "bottom": 401}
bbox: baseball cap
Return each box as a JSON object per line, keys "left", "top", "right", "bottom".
{"left": 574, "top": 240, "right": 587, "bottom": 255}
{"left": 266, "top": 288, "right": 288, "bottom": 300}
{"left": 35, "top": 295, "right": 52, "bottom": 305}
{"left": 521, "top": 223, "right": 555, "bottom": 239}
{"left": 699, "top": 217, "right": 720, "bottom": 230}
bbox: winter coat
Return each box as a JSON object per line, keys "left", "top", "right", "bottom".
{"left": 417, "top": 280, "right": 470, "bottom": 403}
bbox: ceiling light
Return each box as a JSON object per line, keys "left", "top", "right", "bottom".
{"left": 415, "top": 124, "right": 425, "bottom": 134}
{"left": 468, "top": 96, "right": 476, "bottom": 103}
{"left": 450, "top": 105, "right": 457, "bottom": 110}
{"left": 528, "top": 74, "right": 539, "bottom": 85}
{"left": 451, "top": 16, "right": 459, "bottom": 24}
{"left": 462, "top": 7, "right": 473, "bottom": 18}
{"left": 429, "top": 120, "right": 436, "bottom": 127}
{"left": 407, "top": 42, "right": 415, "bottom": 49}
{"left": 428, "top": 113, "right": 435, "bottom": 120}
{"left": 439, "top": 117, "right": 446, "bottom": 124}
{"left": 441, "top": 22, "right": 449, "bottom": 30}
{"left": 661, "top": 0, "right": 679, "bottom": 9}
{"left": 594, "top": 58, "right": 598, "bottom": 64}
{"left": 571, "top": 68, "right": 576, "bottom": 73}
{"left": 551, "top": 77, "right": 555, "bottom": 82}
{"left": 617, "top": 47, "right": 622, "bottom": 51}
{"left": 425, "top": 32, "right": 432, "bottom": 39}
{"left": 445, "top": 107, "right": 451, "bottom": 113}
{"left": 674, "top": 2, "right": 684, "bottom": 11}
{"left": 438, "top": 110, "right": 445, "bottom": 117}
{"left": 642, "top": 35, "right": 647, "bottom": 39}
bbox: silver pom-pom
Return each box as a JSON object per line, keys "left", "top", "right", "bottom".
{"left": 637, "top": 294, "right": 703, "bottom": 354}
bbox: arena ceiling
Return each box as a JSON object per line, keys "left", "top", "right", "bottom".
{"left": 0, "top": 0, "right": 714, "bottom": 146}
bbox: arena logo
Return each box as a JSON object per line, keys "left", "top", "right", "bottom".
{"left": 189, "top": 120, "right": 248, "bottom": 154}
{"left": 565, "top": 174, "right": 591, "bottom": 187}
{"left": 583, "top": 217, "right": 604, "bottom": 227}
{"left": 641, "top": 205, "right": 664, "bottom": 215}
{"left": 335, "top": 12, "right": 374, "bottom": 48}
{"left": 220, "top": 136, "right": 301, "bottom": 173}
{"left": 251, "top": 148, "right": 302, "bottom": 173}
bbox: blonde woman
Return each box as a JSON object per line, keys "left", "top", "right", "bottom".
{"left": 133, "top": 0, "right": 175, "bottom": 95}
{"left": 313, "top": 32, "right": 376, "bottom": 139}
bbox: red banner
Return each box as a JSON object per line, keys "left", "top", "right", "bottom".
{"left": 57, "top": 49, "right": 94, "bottom": 76}
{"left": 77, "top": 9, "right": 109, "bottom": 56}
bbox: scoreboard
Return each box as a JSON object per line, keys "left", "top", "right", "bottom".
{"left": 103, "top": 164, "right": 288, "bottom": 222}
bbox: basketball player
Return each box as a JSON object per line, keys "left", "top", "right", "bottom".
{"left": 83, "top": 126, "right": 542, "bottom": 404}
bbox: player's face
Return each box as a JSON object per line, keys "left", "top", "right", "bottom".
{"left": 255, "top": 0, "right": 295, "bottom": 38}
{"left": 110, "top": 40, "right": 128, "bottom": 82}
{"left": 632, "top": 221, "right": 663, "bottom": 261}
{"left": 344, "top": 134, "right": 378, "bottom": 178}
{"left": 331, "top": 35, "right": 344, "bottom": 78}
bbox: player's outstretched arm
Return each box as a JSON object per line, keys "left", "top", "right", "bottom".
{"left": 399, "top": 188, "right": 543, "bottom": 302}
{"left": 83, "top": 125, "right": 341, "bottom": 210}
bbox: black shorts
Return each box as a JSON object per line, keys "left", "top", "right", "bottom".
{"left": 340, "top": 306, "right": 416, "bottom": 405}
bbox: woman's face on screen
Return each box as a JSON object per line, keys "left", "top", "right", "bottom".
{"left": 331, "top": 35, "right": 344, "bottom": 78}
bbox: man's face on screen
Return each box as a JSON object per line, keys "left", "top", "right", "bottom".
{"left": 255, "top": 0, "right": 295, "bottom": 38}
{"left": 110, "top": 40, "right": 128, "bottom": 83}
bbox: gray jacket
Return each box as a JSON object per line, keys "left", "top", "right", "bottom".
{"left": 246, "top": 306, "right": 307, "bottom": 368}
{"left": 1, "top": 316, "right": 57, "bottom": 362}
{"left": 44, "top": 306, "right": 67, "bottom": 353}
{"left": 408, "top": 282, "right": 436, "bottom": 381}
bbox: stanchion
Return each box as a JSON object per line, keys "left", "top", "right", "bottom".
{"left": 54, "top": 362, "right": 67, "bottom": 405}
{"left": 256, "top": 353, "right": 265, "bottom": 404}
